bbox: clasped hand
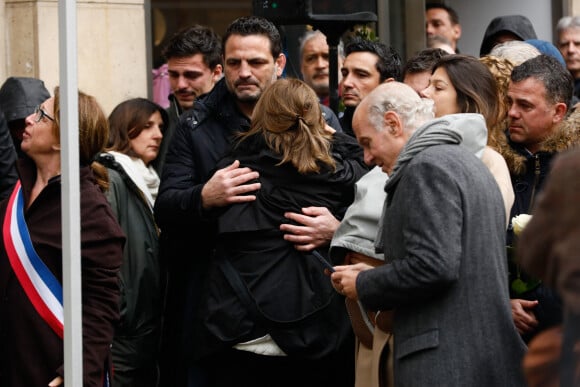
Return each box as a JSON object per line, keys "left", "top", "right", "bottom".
{"left": 203, "top": 161, "right": 341, "bottom": 252}
{"left": 201, "top": 160, "right": 261, "bottom": 209}
{"left": 280, "top": 207, "right": 340, "bottom": 251}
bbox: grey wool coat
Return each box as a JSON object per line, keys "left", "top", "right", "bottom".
{"left": 357, "top": 116, "right": 527, "bottom": 387}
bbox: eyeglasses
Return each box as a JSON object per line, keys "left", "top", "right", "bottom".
{"left": 34, "top": 105, "right": 55, "bottom": 123}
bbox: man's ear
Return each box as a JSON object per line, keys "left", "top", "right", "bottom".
{"left": 384, "top": 111, "right": 403, "bottom": 135}
{"left": 553, "top": 102, "right": 568, "bottom": 124}
{"left": 275, "top": 54, "right": 287, "bottom": 77}
{"left": 454, "top": 24, "right": 462, "bottom": 41}
{"left": 212, "top": 64, "right": 223, "bottom": 82}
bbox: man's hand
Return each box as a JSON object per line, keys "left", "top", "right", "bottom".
{"left": 324, "top": 123, "right": 336, "bottom": 134}
{"left": 511, "top": 298, "right": 539, "bottom": 334}
{"left": 48, "top": 376, "right": 64, "bottom": 386}
{"left": 330, "top": 263, "right": 374, "bottom": 299}
{"left": 280, "top": 207, "right": 340, "bottom": 251}
{"left": 201, "top": 160, "right": 260, "bottom": 209}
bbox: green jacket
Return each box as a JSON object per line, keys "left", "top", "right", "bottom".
{"left": 98, "top": 153, "right": 164, "bottom": 382}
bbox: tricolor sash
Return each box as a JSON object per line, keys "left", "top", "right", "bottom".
{"left": 2, "top": 180, "right": 64, "bottom": 338}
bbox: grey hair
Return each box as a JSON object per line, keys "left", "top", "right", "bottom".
{"left": 489, "top": 40, "right": 540, "bottom": 66}
{"left": 556, "top": 16, "right": 580, "bottom": 34}
{"left": 299, "top": 29, "right": 344, "bottom": 60}
{"left": 366, "top": 92, "right": 434, "bottom": 135}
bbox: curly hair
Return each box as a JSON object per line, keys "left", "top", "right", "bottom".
{"left": 479, "top": 55, "right": 515, "bottom": 149}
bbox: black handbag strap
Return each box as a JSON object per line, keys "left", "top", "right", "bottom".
{"left": 218, "top": 256, "right": 335, "bottom": 328}
{"left": 219, "top": 257, "right": 268, "bottom": 327}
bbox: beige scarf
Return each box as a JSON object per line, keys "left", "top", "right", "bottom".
{"left": 108, "top": 151, "right": 160, "bottom": 211}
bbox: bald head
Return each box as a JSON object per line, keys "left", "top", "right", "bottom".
{"left": 355, "top": 82, "right": 434, "bottom": 135}
{"left": 352, "top": 82, "right": 434, "bottom": 173}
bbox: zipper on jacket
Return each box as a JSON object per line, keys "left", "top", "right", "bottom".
{"left": 527, "top": 154, "right": 541, "bottom": 212}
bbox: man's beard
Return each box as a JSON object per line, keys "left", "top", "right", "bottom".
{"left": 235, "top": 91, "right": 260, "bottom": 104}
{"left": 311, "top": 83, "right": 330, "bottom": 96}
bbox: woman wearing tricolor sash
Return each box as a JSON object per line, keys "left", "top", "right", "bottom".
{"left": 0, "top": 88, "right": 125, "bottom": 386}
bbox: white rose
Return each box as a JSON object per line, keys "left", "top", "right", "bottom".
{"left": 512, "top": 214, "right": 532, "bottom": 236}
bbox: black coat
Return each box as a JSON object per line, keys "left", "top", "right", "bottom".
{"left": 195, "top": 132, "right": 367, "bottom": 359}
{"left": 155, "top": 78, "right": 349, "bottom": 289}
{"left": 507, "top": 140, "right": 563, "bottom": 342}
{"left": 154, "top": 78, "right": 360, "bottom": 382}
{"left": 0, "top": 114, "right": 17, "bottom": 200}
{"left": 339, "top": 106, "right": 356, "bottom": 138}
{"left": 507, "top": 140, "right": 556, "bottom": 243}
{"left": 154, "top": 79, "right": 240, "bottom": 385}
{"left": 0, "top": 159, "right": 125, "bottom": 386}
{"left": 155, "top": 80, "right": 249, "bottom": 308}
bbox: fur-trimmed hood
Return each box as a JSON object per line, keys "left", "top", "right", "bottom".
{"left": 495, "top": 110, "right": 580, "bottom": 176}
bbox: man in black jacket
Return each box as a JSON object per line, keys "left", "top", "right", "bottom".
{"left": 153, "top": 24, "right": 223, "bottom": 175}
{"left": 505, "top": 55, "right": 577, "bottom": 344}
{"left": 154, "top": 16, "right": 357, "bottom": 386}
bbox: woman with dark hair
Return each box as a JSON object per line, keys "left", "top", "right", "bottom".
{"left": 0, "top": 88, "right": 125, "bottom": 386}
{"left": 421, "top": 54, "right": 514, "bottom": 222}
{"left": 196, "top": 78, "right": 368, "bottom": 387}
{"left": 423, "top": 54, "right": 499, "bottom": 128}
{"left": 96, "top": 97, "right": 167, "bottom": 387}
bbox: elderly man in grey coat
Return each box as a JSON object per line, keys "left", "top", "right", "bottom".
{"left": 331, "top": 82, "right": 527, "bottom": 386}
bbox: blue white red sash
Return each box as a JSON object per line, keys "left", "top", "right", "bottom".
{"left": 2, "top": 181, "right": 64, "bottom": 338}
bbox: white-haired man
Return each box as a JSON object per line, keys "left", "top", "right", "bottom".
{"left": 556, "top": 15, "right": 580, "bottom": 99}
{"left": 331, "top": 82, "right": 527, "bottom": 386}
